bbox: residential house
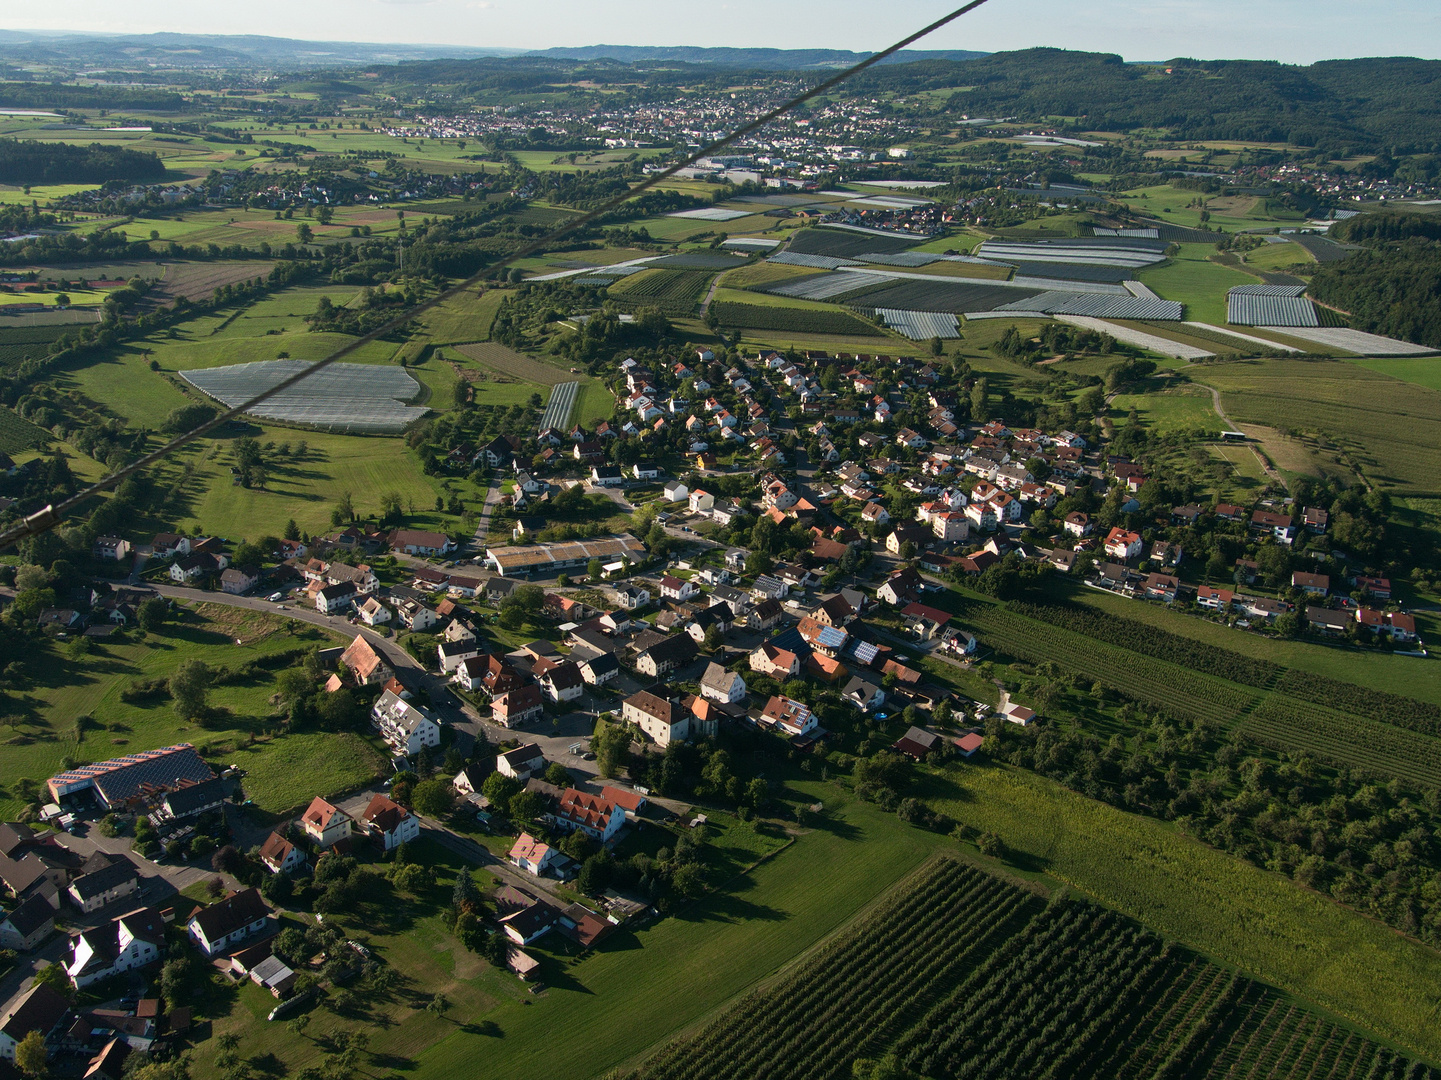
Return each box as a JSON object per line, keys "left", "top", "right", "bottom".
{"left": 635, "top": 634, "right": 698, "bottom": 678}
{"left": 861, "top": 502, "right": 890, "bottom": 527}
{"left": 623, "top": 691, "right": 702, "bottom": 747}
{"left": 579, "top": 653, "right": 621, "bottom": 686}
{"left": 66, "top": 855, "right": 140, "bottom": 914}
{"left": 760, "top": 696, "right": 817, "bottom": 736}
{"left": 659, "top": 575, "right": 700, "bottom": 602}
{"left": 315, "top": 582, "right": 357, "bottom": 614}
{"left": 1143, "top": 574, "right": 1180, "bottom": 602}
{"left": 750, "top": 643, "right": 801, "bottom": 678}
{"left": 388, "top": 530, "right": 457, "bottom": 557}
{"left": 92, "top": 536, "right": 130, "bottom": 561}
{"left": 372, "top": 690, "right": 442, "bottom": 755}
{"left": 504, "top": 836, "right": 553, "bottom": 876}
{"left": 67, "top": 907, "right": 166, "bottom": 992}
{"left": 1197, "top": 586, "right": 1234, "bottom": 612}
{"left": 555, "top": 790, "right": 625, "bottom": 843}
{"left": 186, "top": 889, "right": 270, "bottom": 958}
{"left": 748, "top": 597, "right": 784, "bottom": 631}
{"left": 359, "top": 794, "right": 420, "bottom": 850}
{"left": 616, "top": 584, "right": 651, "bottom": 609}
{"left": 300, "top": 797, "right": 351, "bottom": 851}
{"left": 878, "top": 568, "right": 924, "bottom": 607}
{"left": 893, "top": 727, "right": 940, "bottom": 761}
{"left": 699, "top": 662, "right": 747, "bottom": 705}
{"left": 493, "top": 685, "right": 546, "bottom": 728}
{"left": 540, "top": 662, "right": 584, "bottom": 703}
{"left": 842, "top": 677, "right": 885, "bottom": 712}
{"left": 1103, "top": 528, "right": 1144, "bottom": 561}
{"left": 497, "top": 744, "right": 545, "bottom": 780}
{"left": 396, "top": 600, "right": 439, "bottom": 633}
{"left": 0, "top": 895, "right": 55, "bottom": 952}
{"left": 0, "top": 984, "right": 70, "bottom": 1061}
{"left": 688, "top": 489, "right": 715, "bottom": 513}
{"left": 1063, "top": 512, "right": 1092, "bottom": 537}
{"left": 219, "top": 566, "right": 259, "bottom": 595}
{"left": 258, "top": 832, "right": 306, "bottom": 875}
{"left": 1003, "top": 703, "right": 1036, "bottom": 726}
{"left": 339, "top": 636, "right": 392, "bottom": 687}
{"left": 357, "top": 597, "right": 393, "bottom": 627}
{"left": 591, "top": 465, "right": 624, "bottom": 487}
{"left": 1292, "top": 571, "right": 1330, "bottom": 596}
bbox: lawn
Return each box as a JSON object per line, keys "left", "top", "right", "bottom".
{"left": 916, "top": 762, "right": 1441, "bottom": 1064}
{"left": 0, "top": 602, "right": 344, "bottom": 818}
{"left": 178, "top": 429, "right": 450, "bottom": 539}
{"left": 420, "top": 288, "right": 511, "bottom": 345}
{"left": 416, "top": 798, "right": 933, "bottom": 1080}
{"left": 1108, "top": 383, "right": 1220, "bottom": 433}
{"left": 226, "top": 731, "right": 386, "bottom": 815}
{"left": 1137, "top": 244, "right": 1259, "bottom": 324}
{"left": 1242, "top": 240, "right": 1316, "bottom": 273}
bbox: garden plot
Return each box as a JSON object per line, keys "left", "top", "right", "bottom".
{"left": 666, "top": 207, "right": 754, "bottom": 221}
{"left": 181, "top": 360, "right": 427, "bottom": 433}
{"left": 877, "top": 309, "right": 961, "bottom": 339}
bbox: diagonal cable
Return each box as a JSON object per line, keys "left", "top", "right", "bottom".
{"left": 1, "top": 0, "right": 994, "bottom": 549}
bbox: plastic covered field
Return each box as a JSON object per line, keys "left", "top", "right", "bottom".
{"left": 182, "top": 360, "right": 426, "bottom": 433}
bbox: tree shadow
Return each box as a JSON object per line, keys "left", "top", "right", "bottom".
{"left": 460, "top": 1020, "right": 503, "bottom": 1038}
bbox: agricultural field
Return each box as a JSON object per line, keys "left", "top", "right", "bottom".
{"left": 1242, "top": 239, "right": 1317, "bottom": 273}
{"left": 1107, "top": 383, "right": 1220, "bottom": 432}
{"left": 1349, "top": 356, "right": 1441, "bottom": 391}
{"left": 630, "top": 854, "right": 1435, "bottom": 1080}
{"left": 1137, "top": 244, "right": 1259, "bottom": 324}
{"left": 0, "top": 602, "right": 364, "bottom": 818}
{"left": 708, "top": 300, "right": 883, "bottom": 337}
{"left": 0, "top": 407, "right": 52, "bottom": 454}
{"left": 1190, "top": 358, "right": 1441, "bottom": 492}
{"left": 605, "top": 268, "right": 714, "bottom": 313}
{"left": 785, "top": 227, "right": 921, "bottom": 260}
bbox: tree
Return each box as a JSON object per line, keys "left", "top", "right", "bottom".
{"left": 14, "top": 1030, "right": 46, "bottom": 1076}
{"left": 481, "top": 772, "right": 522, "bottom": 812}
{"left": 137, "top": 596, "right": 168, "bottom": 632}
{"left": 284, "top": 518, "right": 301, "bottom": 541}
{"left": 411, "top": 779, "right": 454, "bottom": 818}
{"left": 169, "top": 660, "right": 213, "bottom": 721}
{"left": 588, "top": 558, "right": 603, "bottom": 580}
{"left": 452, "top": 868, "right": 480, "bottom": 915}
{"left": 296, "top": 222, "right": 313, "bottom": 244}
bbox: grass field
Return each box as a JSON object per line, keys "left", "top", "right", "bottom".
{"left": 1243, "top": 240, "right": 1317, "bottom": 273}
{"left": 1056, "top": 581, "right": 1441, "bottom": 705}
{"left": 0, "top": 603, "right": 353, "bottom": 818}
{"left": 225, "top": 731, "right": 386, "bottom": 815}
{"left": 917, "top": 763, "right": 1441, "bottom": 1063}
{"left": 1191, "top": 359, "right": 1441, "bottom": 492}
{"left": 1138, "top": 244, "right": 1259, "bottom": 324}
{"left": 1108, "top": 383, "right": 1220, "bottom": 432}
{"left": 192, "top": 798, "right": 934, "bottom": 1080}
{"left": 1349, "top": 357, "right": 1441, "bottom": 391}
{"left": 417, "top": 288, "right": 510, "bottom": 345}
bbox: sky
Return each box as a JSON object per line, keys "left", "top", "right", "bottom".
{"left": 12, "top": 0, "right": 1441, "bottom": 64}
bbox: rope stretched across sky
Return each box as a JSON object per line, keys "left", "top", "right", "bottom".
{"left": 0, "top": 0, "right": 996, "bottom": 550}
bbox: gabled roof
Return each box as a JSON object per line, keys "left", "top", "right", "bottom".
{"left": 625, "top": 690, "right": 677, "bottom": 725}
{"left": 0, "top": 983, "right": 70, "bottom": 1047}
{"left": 258, "top": 832, "right": 298, "bottom": 869}
{"left": 699, "top": 661, "right": 741, "bottom": 694}
{"left": 557, "top": 789, "right": 619, "bottom": 832}
{"left": 361, "top": 793, "right": 411, "bottom": 835}
{"left": 302, "top": 796, "right": 346, "bottom": 833}
{"left": 189, "top": 888, "right": 268, "bottom": 943}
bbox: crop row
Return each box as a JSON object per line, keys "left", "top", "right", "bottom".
{"left": 1276, "top": 668, "right": 1441, "bottom": 738}
{"left": 1242, "top": 696, "right": 1441, "bottom": 789}
{"left": 607, "top": 268, "right": 713, "bottom": 305}
{"left": 967, "top": 607, "right": 1258, "bottom": 723}
{"left": 0, "top": 407, "right": 50, "bottom": 454}
{"left": 708, "top": 301, "right": 883, "bottom": 337}
{"left": 1007, "top": 601, "right": 1281, "bottom": 690}
{"left": 628, "top": 857, "right": 1037, "bottom": 1080}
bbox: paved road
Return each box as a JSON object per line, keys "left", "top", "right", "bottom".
{"left": 472, "top": 479, "right": 504, "bottom": 552}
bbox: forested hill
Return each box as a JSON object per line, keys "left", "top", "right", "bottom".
{"left": 1310, "top": 213, "right": 1441, "bottom": 348}
{"left": 525, "top": 45, "right": 989, "bottom": 68}
{"left": 0, "top": 141, "right": 168, "bottom": 185}
{"left": 850, "top": 49, "right": 1441, "bottom": 153}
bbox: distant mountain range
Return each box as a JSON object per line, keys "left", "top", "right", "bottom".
{"left": 0, "top": 31, "right": 986, "bottom": 71}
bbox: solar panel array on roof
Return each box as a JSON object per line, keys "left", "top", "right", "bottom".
{"left": 814, "top": 625, "right": 849, "bottom": 650}
{"left": 181, "top": 361, "right": 426, "bottom": 434}
{"left": 1227, "top": 290, "right": 1319, "bottom": 327}
{"left": 767, "top": 627, "right": 810, "bottom": 658}
{"left": 846, "top": 640, "right": 881, "bottom": 666}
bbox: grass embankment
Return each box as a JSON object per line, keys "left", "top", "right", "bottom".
{"left": 917, "top": 764, "right": 1441, "bottom": 1064}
